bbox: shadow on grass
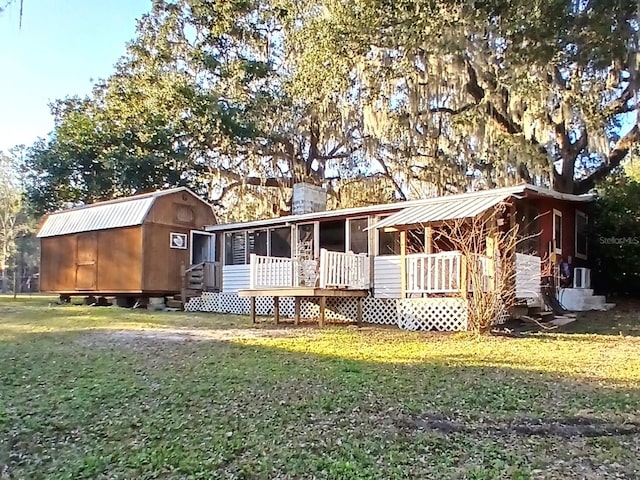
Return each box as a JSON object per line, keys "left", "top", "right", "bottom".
{"left": 555, "top": 300, "right": 640, "bottom": 336}
{"left": 1, "top": 326, "right": 640, "bottom": 479}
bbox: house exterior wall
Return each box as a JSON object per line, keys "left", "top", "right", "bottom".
{"left": 536, "top": 199, "right": 587, "bottom": 268}
{"left": 373, "top": 256, "right": 402, "bottom": 298}
{"left": 222, "top": 265, "right": 251, "bottom": 292}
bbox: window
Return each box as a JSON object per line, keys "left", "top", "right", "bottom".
{"left": 575, "top": 210, "right": 588, "bottom": 259}
{"left": 515, "top": 201, "right": 540, "bottom": 255}
{"left": 269, "top": 227, "right": 291, "bottom": 258}
{"left": 297, "top": 223, "right": 315, "bottom": 258}
{"left": 348, "top": 218, "right": 369, "bottom": 254}
{"left": 319, "top": 220, "right": 345, "bottom": 252}
{"left": 247, "top": 230, "right": 268, "bottom": 259}
{"left": 553, "top": 209, "right": 563, "bottom": 254}
{"left": 378, "top": 230, "right": 400, "bottom": 255}
{"left": 175, "top": 204, "right": 195, "bottom": 224}
{"left": 224, "top": 232, "right": 246, "bottom": 265}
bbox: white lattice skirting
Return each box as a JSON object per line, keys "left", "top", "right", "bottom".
{"left": 186, "top": 292, "right": 475, "bottom": 331}
{"left": 396, "top": 297, "right": 468, "bottom": 331}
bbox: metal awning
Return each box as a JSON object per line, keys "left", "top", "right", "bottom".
{"left": 367, "top": 191, "right": 512, "bottom": 231}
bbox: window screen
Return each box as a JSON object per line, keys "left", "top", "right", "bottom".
{"left": 349, "top": 218, "right": 369, "bottom": 254}
{"left": 224, "top": 232, "right": 246, "bottom": 265}
{"left": 270, "top": 227, "right": 291, "bottom": 258}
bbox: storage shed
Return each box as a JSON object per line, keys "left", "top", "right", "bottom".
{"left": 37, "top": 187, "right": 216, "bottom": 299}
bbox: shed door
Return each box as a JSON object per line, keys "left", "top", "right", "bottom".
{"left": 76, "top": 232, "right": 98, "bottom": 290}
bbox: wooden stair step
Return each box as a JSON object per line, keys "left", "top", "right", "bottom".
{"left": 166, "top": 299, "right": 184, "bottom": 309}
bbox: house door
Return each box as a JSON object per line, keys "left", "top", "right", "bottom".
{"left": 76, "top": 232, "right": 98, "bottom": 290}
{"left": 191, "top": 232, "right": 218, "bottom": 290}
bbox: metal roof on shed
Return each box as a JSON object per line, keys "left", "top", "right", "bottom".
{"left": 37, "top": 198, "right": 155, "bottom": 238}
{"left": 37, "top": 187, "right": 205, "bottom": 238}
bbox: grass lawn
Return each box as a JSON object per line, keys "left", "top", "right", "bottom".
{"left": 1, "top": 295, "right": 639, "bottom": 479}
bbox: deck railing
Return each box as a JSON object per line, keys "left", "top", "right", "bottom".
{"left": 203, "top": 261, "right": 222, "bottom": 291}
{"left": 249, "top": 250, "right": 371, "bottom": 290}
{"left": 249, "top": 255, "right": 296, "bottom": 289}
{"left": 406, "top": 251, "right": 462, "bottom": 294}
{"left": 319, "top": 249, "right": 370, "bottom": 289}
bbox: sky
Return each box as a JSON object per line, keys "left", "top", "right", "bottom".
{"left": 0, "top": 0, "right": 152, "bottom": 153}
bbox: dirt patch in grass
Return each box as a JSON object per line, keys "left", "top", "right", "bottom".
{"left": 76, "top": 326, "right": 310, "bottom": 347}
{"left": 399, "top": 413, "right": 640, "bottom": 438}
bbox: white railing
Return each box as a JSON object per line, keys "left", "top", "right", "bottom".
{"left": 319, "top": 249, "right": 371, "bottom": 289}
{"left": 249, "top": 254, "right": 295, "bottom": 289}
{"left": 406, "top": 251, "right": 462, "bottom": 294}
{"left": 248, "top": 250, "right": 371, "bottom": 290}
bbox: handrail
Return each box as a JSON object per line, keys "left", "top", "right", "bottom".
{"left": 319, "top": 249, "right": 370, "bottom": 289}
{"left": 406, "top": 251, "right": 462, "bottom": 294}
{"left": 183, "top": 262, "right": 205, "bottom": 274}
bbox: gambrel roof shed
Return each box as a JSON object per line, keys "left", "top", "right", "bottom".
{"left": 37, "top": 187, "right": 211, "bottom": 238}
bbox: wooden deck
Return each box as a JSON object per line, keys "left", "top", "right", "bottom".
{"left": 237, "top": 287, "right": 368, "bottom": 326}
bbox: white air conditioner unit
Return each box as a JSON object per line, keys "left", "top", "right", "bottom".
{"left": 573, "top": 267, "right": 591, "bottom": 289}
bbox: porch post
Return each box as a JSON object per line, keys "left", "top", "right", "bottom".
{"left": 250, "top": 297, "right": 256, "bottom": 323}
{"left": 400, "top": 229, "right": 407, "bottom": 299}
{"left": 460, "top": 255, "right": 468, "bottom": 298}
{"left": 249, "top": 253, "right": 256, "bottom": 289}
{"left": 506, "top": 202, "right": 517, "bottom": 309}
{"left": 425, "top": 226, "right": 433, "bottom": 255}
{"left": 319, "top": 296, "right": 326, "bottom": 327}
{"left": 356, "top": 296, "right": 363, "bottom": 326}
{"left": 294, "top": 297, "right": 301, "bottom": 325}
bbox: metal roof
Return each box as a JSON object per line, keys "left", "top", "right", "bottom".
{"left": 37, "top": 187, "right": 209, "bottom": 238}
{"left": 205, "top": 184, "right": 593, "bottom": 233}
{"left": 367, "top": 191, "right": 512, "bottom": 231}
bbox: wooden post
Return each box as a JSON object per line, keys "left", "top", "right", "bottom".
{"left": 319, "top": 296, "right": 326, "bottom": 327}
{"left": 460, "top": 255, "right": 468, "bottom": 298}
{"left": 274, "top": 296, "right": 280, "bottom": 324}
{"left": 180, "top": 262, "right": 186, "bottom": 302}
{"left": 250, "top": 297, "right": 256, "bottom": 324}
{"left": 425, "top": 226, "right": 433, "bottom": 254}
{"left": 400, "top": 229, "right": 407, "bottom": 299}
{"left": 356, "top": 297, "right": 363, "bottom": 326}
{"left": 294, "top": 297, "right": 301, "bottom": 326}
{"left": 249, "top": 253, "right": 256, "bottom": 289}
{"left": 319, "top": 248, "right": 327, "bottom": 289}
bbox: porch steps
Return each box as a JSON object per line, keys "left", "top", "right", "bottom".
{"left": 174, "top": 263, "right": 206, "bottom": 311}
{"left": 512, "top": 303, "right": 575, "bottom": 329}
{"left": 558, "top": 288, "right": 615, "bottom": 312}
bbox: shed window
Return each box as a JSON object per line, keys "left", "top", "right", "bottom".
{"left": 224, "top": 232, "right": 246, "bottom": 265}
{"left": 270, "top": 227, "right": 291, "bottom": 258}
{"left": 575, "top": 210, "right": 588, "bottom": 259}
{"left": 175, "top": 205, "right": 195, "bottom": 224}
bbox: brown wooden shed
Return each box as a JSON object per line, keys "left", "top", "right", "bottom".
{"left": 37, "top": 187, "right": 217, "bottom": 298}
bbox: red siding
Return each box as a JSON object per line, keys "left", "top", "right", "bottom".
{"left": 536, "top": 198, "right": 589, "bottom": 269}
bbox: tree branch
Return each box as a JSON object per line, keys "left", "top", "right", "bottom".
{"left": 576, "top": 123, "right": 640, "bottom": 193}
